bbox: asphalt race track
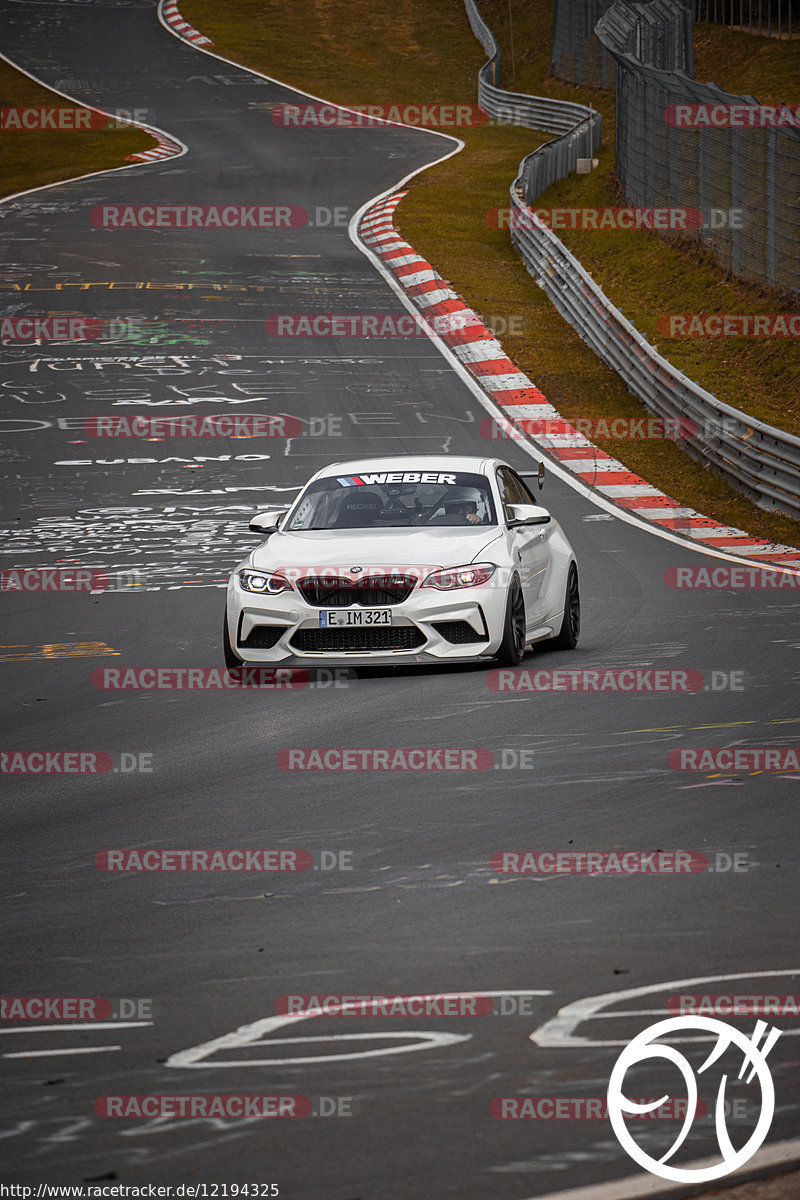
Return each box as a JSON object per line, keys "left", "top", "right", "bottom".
{"left": 1, "top": 2, "right": 798, "bottom": 1196}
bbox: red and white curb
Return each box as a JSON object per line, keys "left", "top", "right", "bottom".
{"left": 123, "top": 2, "right": 194, "bottom": 161}
{"left": 359, "top": 192, "right": 800, "bottom": 570}
{"left": 161, "top": 0, "right": 214, "bottom": 47}
{"left": 126, "top": 130, "right": 182, "bottom": 163}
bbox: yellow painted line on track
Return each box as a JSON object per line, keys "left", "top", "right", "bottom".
{"left": 0, "top": 642, "right": 120, "bottom": 662}
{"left": 689, "top": 721, "right": 758, "bottom": 730}
{"left": 615, "top": 717, "right": 800, "bottom": 735}
{"left": 612, "top": 726, "right": 684, "bottom": 734}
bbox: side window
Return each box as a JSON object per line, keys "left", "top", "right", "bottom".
{"left": 288, "top": 490, "right": 328, "bottom": 530}
{"left": 496, "top": 467, "right": 529, "bottom": 518}
{"left": 509, "top": 470, "right": 537, "bottom": 504}
{"left": 495, "top": 469, "right": 513, "bottom": 519}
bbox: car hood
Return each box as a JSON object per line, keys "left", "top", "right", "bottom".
{"left": 251, "top": 527, "right": 503, "bottom": 571}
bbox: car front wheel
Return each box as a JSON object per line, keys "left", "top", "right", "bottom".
{"left": 495, "top": 575, "right": 526, "bottom": 666}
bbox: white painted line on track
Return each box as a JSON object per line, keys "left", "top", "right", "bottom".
{"left": 167, "top": 990, "right": 552, "bottom": 1068}
{"left": 521, "top": 1136, "right": 800, "bottom": 1200}
{"left": 530, "top": 971, "right": 800, "bottom": 1048}
{"left": 191, "top": 1031, "right": 470, "bottom": 1067}
{"left": 3, "top": 1046, "right": 122, "bottom": 1058}
{"left": 0, "top": 1022, "right": 152, "bottom": 1033}
{"left": 169, "top": 1029, "right": 469, "bottom": 1068}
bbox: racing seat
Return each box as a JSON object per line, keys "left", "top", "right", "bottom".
{"left": 334, "top": 491, "right": 384, "bottom": 527}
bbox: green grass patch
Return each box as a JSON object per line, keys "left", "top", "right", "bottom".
{"left": 693, "top": 21, "right": 800, "bottom": 106}
{"left": 0, "top": 59, "right": 155, "bottom": 200}
{"left": 182, "top": 0, "right": 799, "bottom": 545}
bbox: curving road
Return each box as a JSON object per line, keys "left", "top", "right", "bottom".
{"left": 1, "top": 2, "right": 798, "bottom": 1196}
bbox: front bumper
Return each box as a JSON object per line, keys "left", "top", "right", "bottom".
{"left": 225, "top": 574, "right": 508, "bottom": 664}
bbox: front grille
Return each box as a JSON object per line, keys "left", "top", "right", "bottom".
{"left": 241, "top": 625, "right": 287, "bottom": 649}
{"left": 432, "top": 620, "right": 488, "bottom": 645}
{"left": 291, "top": 626, "right": 426, "bottom": 653}
{"left": 297, "top": 574, "right": 416, "bottom": 607}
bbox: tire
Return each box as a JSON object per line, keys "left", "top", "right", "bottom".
{"left": 223, "top": 610, "right": 243, "bottom": 668}
{"left": 495, "top": 575, "right": 526, "bottom": 666}
{"left": 550, "top": 563, "right": 580, "bottom": 650}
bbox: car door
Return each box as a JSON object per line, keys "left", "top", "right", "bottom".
{"left": 496, "top": 467, "right": 551, "bottom": 628}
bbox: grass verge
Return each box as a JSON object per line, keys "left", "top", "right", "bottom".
{"left": 0, "top": 58, "right": 155, "bottom": 201}
{"left": 181, "top": 0, "right": 799, "bottom": 545}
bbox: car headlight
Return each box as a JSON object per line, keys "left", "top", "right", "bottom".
{"left": 421, "top": 563, "right": 496, "bottom": 590}
{"left": 239, "top": 569, "right": 292, "bottom": 595}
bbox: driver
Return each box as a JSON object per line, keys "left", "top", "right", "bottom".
{"left": 446, "top": 499, "right": 481, "bottom": 524}
{"left": 440, "top": 488, "right": 483, "bottom": 524}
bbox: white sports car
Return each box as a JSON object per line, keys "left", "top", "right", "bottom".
{"left": 223, "top": 455, "right": 579, "bottom": 668}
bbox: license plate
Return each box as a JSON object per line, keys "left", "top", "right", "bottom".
{"left": 319, "top": 609, "right": 392, "bottom": 627}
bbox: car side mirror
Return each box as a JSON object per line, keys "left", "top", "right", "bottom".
{"left": 519, "top": 462, "right": 546, "bottom": 490}
{"left": 507, "top": 503, "right": 551, "bottom": 527}
{"left": 248, "top": 509, "right": 288, "bottom": 534}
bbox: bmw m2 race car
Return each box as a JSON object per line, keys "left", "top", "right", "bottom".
{"left": 223, "top": 455, "right": 579, "bottom": 668}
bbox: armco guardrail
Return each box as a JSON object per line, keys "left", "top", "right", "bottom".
{"left": 465, "top": 0, "right": 601, "bottom": 205}
{"left": 464, "top": 0, "right": 800, "bottom": 518}
{"left": 508, "top": 202, "right": 800, "bottom": 517}
{"left": 596, "top": 0, "right": 800, "bottom": 295}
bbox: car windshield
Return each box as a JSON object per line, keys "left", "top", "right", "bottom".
{"left": 285, "top": 470, "right": 497, "bottom": 530}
